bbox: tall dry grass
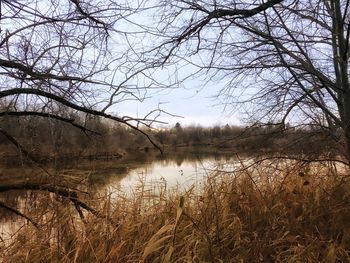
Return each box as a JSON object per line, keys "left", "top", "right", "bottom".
{"left": 1, "top": 161, "right": 350, "bottom": 262}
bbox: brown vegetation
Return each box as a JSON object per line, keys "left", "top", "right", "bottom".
{"left": 0, "top": 114, "right": 341, "bottom": 164}
{"left": 154, "top": 123, "right": 339, "bottom": 158}
{"left": 1, "top": 162, "right": 349, "bottom": 262}
{"left": 0, "top": 113, "right": 147, "bottom": 163}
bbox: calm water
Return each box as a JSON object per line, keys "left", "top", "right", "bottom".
{"left": 0, "top": 152, "right": 344, "bottom": 242}
{"left": 109, "top": 158, "right": 221, "bottom": 194}
{"left": 0, "top": 152, "right": 235, "bottom": 240}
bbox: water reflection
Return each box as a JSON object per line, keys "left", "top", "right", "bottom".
{"left": 115, "top": 160, "right": 206, "bottom": 193}
{"left": 105, "top": 154, "right": 233, "bottom": 197}
{"left": 0, "top": 191, "right": 40, "bottom": 242}
{"left": 0, "top": 152, "right": 234, "bottom": 241}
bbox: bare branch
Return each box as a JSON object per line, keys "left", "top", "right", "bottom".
{"left": 0, "top": 201, "right": 39, "bottom": 228}
{"left": 0, "top": 88, "right": 162, "bottom": 152}
{"left": 0, "top": 111, "right": 100, "bottom": 135}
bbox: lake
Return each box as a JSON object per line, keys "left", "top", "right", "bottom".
{"left": 0, "top": 151, "right": 345, "bottom": 244}
{"left": 0, "top": 151, "right": 236, "bottom": 240}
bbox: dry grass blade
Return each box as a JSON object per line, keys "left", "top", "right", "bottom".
{"left": 1, "top": 161, "right": 350, "bottom": 262}
{"left": 142, "top": 224, "right": 174, "bottom": 260}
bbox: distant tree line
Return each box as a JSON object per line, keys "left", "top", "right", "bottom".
{"left": 0, "top": 114, "right": 339, "bottom": 163}
{"left": 0, "top": 110, "right": 150, "bottom": 162}
{"left": 154, "top": 122, "right": 339, "bottom": 157}
{"left": 0, "top": 0, "right": 348, "bottom": 163}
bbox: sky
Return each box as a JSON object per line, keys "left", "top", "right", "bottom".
{"left": 1, "top": 0, "right": 242, "bottom": 129}
{"left": 114, "top": 80, "right": 242, "bottom": 128}
{"left": 103, "top": 4, "right": 244, "bottom": 128}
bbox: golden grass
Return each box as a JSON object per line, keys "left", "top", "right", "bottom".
{"left": 1, "top": 162, "right": 350, "bottom": 262}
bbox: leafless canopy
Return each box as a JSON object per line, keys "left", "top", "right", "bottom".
{"left": 0, "top": 0, "right": 349, "bottom": 225}
{"left": 0, "top": 0, "right": 170, "bottom": 151}
{"left": 1, "top": 0, "right": 350, "bottom": 160}
{"left": 130, "top": 0, "right": 350, "bottom": 161}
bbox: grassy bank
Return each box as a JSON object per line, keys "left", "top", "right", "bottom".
{"left": 1, "top": 162, "right": 350, "bottom": 262}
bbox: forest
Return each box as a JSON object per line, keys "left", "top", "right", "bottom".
{"left": 0, "top": 114, "right": 339, "bottom": 163}
{"left": 1, "top": 0, "right": 350, "bottom": 262}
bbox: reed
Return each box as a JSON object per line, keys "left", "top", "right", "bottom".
{"left": 1, "top": 162, "right": 350, "bottom": 262}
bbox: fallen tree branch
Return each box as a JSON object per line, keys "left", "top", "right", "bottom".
{"left": 0, "top": 201, "right": 39, "bottom": 228}
{"left": 0, "top": 183, "right": 117, "bottom": 225}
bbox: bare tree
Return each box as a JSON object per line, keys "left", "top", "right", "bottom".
{"left": 134, "top": 0, "right": 350, "bottom": 162}
{"left": 1, "top": 0, "right": 349, "bottom": 224}
{"left": 0, "top": 0, "right": 169, "bottom": 154}
{"left": 0, "top": 0, "right": 169, "bottom": 223}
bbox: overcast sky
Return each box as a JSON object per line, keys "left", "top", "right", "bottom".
{"left": 113, "top": 78, "right": 242, "bottom": 127}
{"left": 98, "top": 5, "right": 243, "bottom": 128}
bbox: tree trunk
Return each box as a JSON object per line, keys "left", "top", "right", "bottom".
{"left": 343, "top": 95, "right": 350, "bottom": 162}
